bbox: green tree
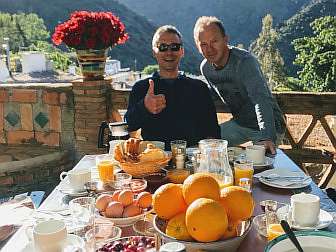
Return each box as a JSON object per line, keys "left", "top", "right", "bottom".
{"left": 292, "top": 16, "right": 336, "bottom": 92}
{"left": 250, "top": 14, "right": 287, "bottom": 90}
{"left": 0, "top": 13, "right": 49, "bottom": 52}
{"left": 142, "top": 64, "right": 159, "bottom": 75}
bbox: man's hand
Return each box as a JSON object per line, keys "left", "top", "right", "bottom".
{"left": 144, "top": 79, "right": 166, "bottom": 114}
{"left": 257, "top": 140, "right": 276, "bottom": 155}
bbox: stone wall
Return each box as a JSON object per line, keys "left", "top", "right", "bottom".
{"left": 0, "top": 83, "right": 74, "bottom": 149}
{"left": 0, "top": 80, "right": 131, "bottom": 197}
{"left": 0, "top": 83, "right": 75, "bottom": 197}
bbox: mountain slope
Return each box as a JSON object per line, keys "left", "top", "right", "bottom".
{"left": 118, "top": 0, "right": 309, "bottom": 48}
{"left": 0, "top": 0, "right": 200, "bottom": 73}
{"left": 277, "top": 0, "right": 336, "bottom": 76}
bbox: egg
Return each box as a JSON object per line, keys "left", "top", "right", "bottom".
{"left": 123, "top": 204, "right": 141, "bottom": 217}
{"left": 111, "top": 190, "right": 122, "bottom": 201}
{"left": 136, "top": 192, "right": 152, "bottom": 209}
{"left": 118, "top": 190, "right": 134, "bottom": 206}
{"left": 105, "top": 201, "right": 124, "bottom": 218}
{"left": 96, "top": 194, "right": 113, "bottom": 212}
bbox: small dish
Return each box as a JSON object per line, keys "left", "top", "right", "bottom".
{"left": 132, "top": 219, "right": 155, "bottom": 236}
{"left": 144, "top": 172, "right": 169, "bottom": 193}
{"left": 276, "top": 206, "right": 333, "bottom": 230}
{"left": 129, "top": 179, "right": 148, "bottom": 194}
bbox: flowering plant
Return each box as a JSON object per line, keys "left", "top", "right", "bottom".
{"left": 52, "top": 11, "right": 128, "bottom": 50}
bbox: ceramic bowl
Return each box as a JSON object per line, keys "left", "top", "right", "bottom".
{"left": 99, "top": 208, "right": 153, "bottom": 227}
{"left": 265, "top": 230, "right": 336, "bottom": 252}
{"left": 153, "top": 215, "right": 252, "bottom": 251}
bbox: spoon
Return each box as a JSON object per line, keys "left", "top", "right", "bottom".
{"left": 280, "top": 220, "right": 304, "bottom": 252}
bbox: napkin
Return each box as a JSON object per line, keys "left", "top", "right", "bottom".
{"left": 254, "top": 169, "right": 310, "bottom": 186}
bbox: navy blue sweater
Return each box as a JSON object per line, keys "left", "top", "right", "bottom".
{"left": 125, "top": 72, "right": 220, "bottom": 149}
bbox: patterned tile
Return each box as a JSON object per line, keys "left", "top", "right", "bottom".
{"left": 35, "top": 112, "right": 49, "bottom": 128}
{"left": 5, "top": 111, "right": 20, "bottom": 127}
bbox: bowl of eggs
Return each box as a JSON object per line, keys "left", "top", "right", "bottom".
{"left": 96, "top": 189, "right": 153, "bottom": 227}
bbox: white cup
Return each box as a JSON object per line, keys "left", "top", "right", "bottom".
{"left": 246, "top": 145, "right": 266, "bottom": 164}
{"left": 26, "top": 220, "right": 67, "bottom": 252}
{"left": 60, "top": 169, "right": 91, "bottom": 191}
{"left": 291, "top": 193, "right": 320, "bottom": 227}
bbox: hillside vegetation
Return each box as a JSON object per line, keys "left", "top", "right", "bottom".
{"left": 277, "top": 0, "right": 336, "bottom": 76}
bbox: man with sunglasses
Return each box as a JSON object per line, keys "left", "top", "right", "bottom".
{"left": 125, "top": 25, "right": 220, "bottom": 149}
{"left": 193, "top": 16, "right": 286, "bottom": 155}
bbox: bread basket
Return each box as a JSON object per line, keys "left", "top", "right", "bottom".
{"left": 119, "top": 154, "right": 171, "bottom": 178}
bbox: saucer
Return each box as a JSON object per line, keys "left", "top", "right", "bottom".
{"left": 23, "top": 234, "right": 85, "bottom": 252}
{"left": 277, "top": 206, "right": 333, "bottom": 230}
{"left": 58, "top": 184, "right": 88, "bottom": 197}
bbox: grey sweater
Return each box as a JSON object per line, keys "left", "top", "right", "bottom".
{"left": 201, "top": 47, "right": 285, "bottom": 142}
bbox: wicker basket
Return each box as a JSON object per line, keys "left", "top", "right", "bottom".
{"left": 119, "top": 155, "right": 171, "bottom": 178}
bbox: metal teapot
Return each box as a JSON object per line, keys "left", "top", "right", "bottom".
{"left": 97, "top": 121, "right": 130, "bottom": 152}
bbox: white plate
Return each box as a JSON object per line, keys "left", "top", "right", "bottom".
{"left": 22, "top": 234, "right": 85, "bottom": 252}
{"left": 277, "top": 206, "right": 333, "bottom": 230}
{"left": 256, "top": 169, "right": 312, "bottom": 189}
{"left": 99, "top": 208, "right": 153, "bottom": 227}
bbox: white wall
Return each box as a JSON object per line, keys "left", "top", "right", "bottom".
{"left": 0, "top": 60, "right": 9, "bottom": 81}
{"left": 21, "top": 52, "right": 47, "bottom": 73}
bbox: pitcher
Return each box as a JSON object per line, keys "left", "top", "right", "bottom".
{"left": 198, "top": 139, "right": 233, "bottom": 189}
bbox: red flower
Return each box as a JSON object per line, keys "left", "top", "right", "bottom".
{"left": 52, "top": 11, "right": 128, "bottom": 50}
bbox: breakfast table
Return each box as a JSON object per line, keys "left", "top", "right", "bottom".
{"left": 1, "top": 149, "right": 336, "bottom": 252}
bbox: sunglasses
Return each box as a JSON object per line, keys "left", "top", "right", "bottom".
{"left": 157, "top": 43, "right": 183, "bottom": 52}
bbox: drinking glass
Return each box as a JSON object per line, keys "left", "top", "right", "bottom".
{"left": 111, "top": 173, "right": 132, "bottom": 189}
{"left": 234, "top": 160, "right": 254, "bottom": 185}
{"left": 95, "top": 154, "right": 117, "bottom": 183}
{"left": 170, "top": 140, "right": 187, "bottom": 167}
{"left": 85, "top": 224, "right": 122, "bottom": 250}
{"left": 69, "top": 197, "right": 95, "bottom": 238}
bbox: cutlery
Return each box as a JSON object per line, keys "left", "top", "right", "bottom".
{"left": 280, "top": 220, "right": 304, "bottom": 252}
{"left": 260, "top": 175, "right": 310, "bottom": 181}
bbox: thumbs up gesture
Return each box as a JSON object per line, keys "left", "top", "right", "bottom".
{"left": 144, "top": 79, "right": 166, "bottom": 114}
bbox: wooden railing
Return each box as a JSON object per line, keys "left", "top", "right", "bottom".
{"left": 112, "top": 89, "right": 336, "bottom": 187}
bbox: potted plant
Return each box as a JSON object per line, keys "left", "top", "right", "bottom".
{"left": 52, "top": 11, "right": 128, "bottom": 80}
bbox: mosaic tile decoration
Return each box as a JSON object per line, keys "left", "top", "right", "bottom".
{"left": 35, "top": 112, "right": 49, "bottom": 128}
{"left": 5, "top": 111, "right": 20, "bottom": 127}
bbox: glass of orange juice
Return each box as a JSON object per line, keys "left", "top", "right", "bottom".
{"left": 96, "top": 154, "right": 117, "bottom": 183}
{"left": 234, "top": 160, "right": 254, "bottom": 185}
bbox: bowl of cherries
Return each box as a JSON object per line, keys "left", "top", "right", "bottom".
{"left": 96, "top": 236, "right": 156, "bottom": 252}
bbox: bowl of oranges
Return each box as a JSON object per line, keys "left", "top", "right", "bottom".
{"left": 152, "top": 173, "right": 255, "bottom": 251}
{"left": 96, "top": 189, "right": 153, "bottom": 227}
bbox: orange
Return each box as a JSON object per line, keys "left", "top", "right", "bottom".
{"left": 166, "top": 213, "right": 193, "bottom": 241}
{"left": 267, "top": 224, "right": 285, "bottom": 241}
{"left": 153, "top": 183, "right": 187, "bottom": 220}
{"left": 220, "top": 186, "right": 254, "bottom": 222}
{"left": 186, "top": 198, "right": 228, "bottom": 242}
{"left": 182, "top": 173, "right": 220, "bottom": 205}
